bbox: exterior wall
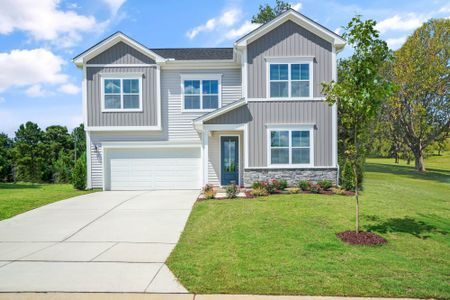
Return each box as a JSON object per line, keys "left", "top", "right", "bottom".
{"left": 208, "top": 131, "right": 244, "bottom": 186}
{"left": 204, "top": 105, "right": 253, "bottom": 125}
{"left": 243, "top": 168, "right": 337, "bottom": 187}
{"left": 247, "top": 20, "right": 332, "bottom": 98}
{"left": 87, "top": 42, "right": 156, "bottom": 64}
{"left": 87, "top": 66, "right": 159, "bottom": 127}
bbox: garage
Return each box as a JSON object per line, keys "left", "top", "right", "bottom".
{"left": 104, "top": 147, "right": 201, "bottom": 190}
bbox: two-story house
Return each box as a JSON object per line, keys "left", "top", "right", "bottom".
{"left": 73, "top": 9, "right": 345, "bottom": 191}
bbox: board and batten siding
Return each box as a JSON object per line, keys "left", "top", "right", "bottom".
{"left": 247, "top": 20, "right": 332, "bottom": 99}
{"left": 87, "top": 41, "right": 156, "bottom": 64}
{"left": 87, "top": 66, "right": 159, "bottom": 127}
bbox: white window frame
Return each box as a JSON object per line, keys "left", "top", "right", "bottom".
{"left": 180, "top": 74, "right": 222, "bottom": 112}
{"left": 266, "top": 124, "right": 314, "bottom": 168}
{"left": 265, "top": 57, "right": 314, "bottom": 100}
{"left": 101, "top": 73, "right": 143, "bottom": 112}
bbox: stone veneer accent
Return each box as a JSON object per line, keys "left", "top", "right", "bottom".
{"left": 243, "top": 168, "right": 338, "bottom": 187}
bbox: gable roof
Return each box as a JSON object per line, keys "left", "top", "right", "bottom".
{"left": 193, "top": 98, "right": 247, "bottom": 126}
{"left": 235, "top": 9, "right": 345, "bottom": 50}
{"left": 151, "top": 48, "right": 234, "bottom": 60}
{"left": 72, "top": 32, "right": 166, "bottom": 67}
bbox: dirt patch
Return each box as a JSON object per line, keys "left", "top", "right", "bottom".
{"left": 336, "top": 230, "right": 387, "bottom": 246}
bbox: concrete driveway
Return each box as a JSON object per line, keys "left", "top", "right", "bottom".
{"left": 0, "top": 190, "right": 198, "bottom": 293}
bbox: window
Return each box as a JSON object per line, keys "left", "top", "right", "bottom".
{"left": 181, "top": 75, "right": 221, "bottom": 111}
{"left": 268, "top": 127, "right": 313, "bottom": 166}
{"left": 268, "top": 61, "right": 312, "bottom": 98}
{"left": 102, "top": 77, "right": 142, "bottom": 111}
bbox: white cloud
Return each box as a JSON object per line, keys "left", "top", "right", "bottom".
{"left": 291, "top": 2, "right": 302, "bottom": 11}
{"left": 376, "top": 14, "right": 425, "bottom": 33}
{"left": 334, "top": 27, "right": 342, "bottom": 35}
{"left": 224, "top": 21, "right": 260, "bottom": 40}
{"left": 0, "top": 0, "right": 99, "bottom": 48}
{"left": 102, "top": 0, "right": 127, "bottom": 16}
{"left": 58, "top": 83, "right": 81, "bottom": 95}
{"left": 187, "top": 8, "right": 241, "bottom": 39}
{"left": 0, "top": 97, "right": 5, "bottom": 104}
{"left": 438, "top": 3, "right": 450, "bottom": 13}
{"left": 25, "top": 84, "right": 48, "bottom": 97}
{"left": 386, "top": 36, "right": 407, "bottom": 49}
{"left": 0, "top": 48, "right": 68, "bottom": 93}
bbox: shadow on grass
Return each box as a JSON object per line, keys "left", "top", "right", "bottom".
{"left": 365, "top": 216, "right": 448, "bottom": 239}
{"left": 0, "top": 183, "right": 41, "bottom": 190}
{"left": 366, "top": 163, "right": 450, "bottom": 183}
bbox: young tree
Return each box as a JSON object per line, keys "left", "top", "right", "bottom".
{"left": 251, "top": 0, "right": 292, "bottom": 24}
{"left": 0, "top": 133, "right": 13, "bottom": 182}
{"left": 322, "top": 16, "right": 392, "bottom": 233}
{"left": 389, "top": 19, "right": 450, "bottom": 171}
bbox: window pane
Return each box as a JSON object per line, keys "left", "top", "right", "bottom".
{"left": 123, "top": 95, "right": 139, "bottom": 109}
{"left": 184, "top": 80, "right": 200, "bottom": 95}
{"left": 292, "top": 131, "right": 310, "bottom": 147}
{"left": 184, "top": 95, "right": 200, "bottom": 109}
{"left": 104, "top": 79, "right": 120, "bottom": 94}
{"left": 123, "top": 79, "right": 139, "bottom": 93}
{"left": 202, "top": 80, "right": 218, "bottom": 94}
{"left": 271, "top": 131, "right": 289, "bottom": 147}
{"left": 270, "top": 82, "right": 288, "bottom": 97}
{"left": 292, "top": 148, "right": 310, "bottom": 164}
{"left": 291, "top": 64, "right": 300, "bottom": 80}
{"left": 270, "top": 64, "right": 288, "bottom": 80}
{"left": 203, "top": 95, "right": 218, "bottom": 109}
{"left": 271, "top": 149, "right": 289, "bottom": 164}
{"left": 105, "top": 95, "right": 121, "bottom": 109}
{"left": 301, "top": 64, "right": 309, "bottom": 80}
{"left": 292, "top": 81, "right": 310, "bottom": 97}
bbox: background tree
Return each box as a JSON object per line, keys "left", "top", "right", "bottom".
{"left": 43, "top": 125, "right": 73, "bottom": 181}
{"left": 322, "top": 16, "right": 392, "bottom": 233}
{"left": 12, "top": 122, "right": 46, "bottom": 182}
{"left": 0, "top": 133, "right": 13, "bottom": 181}
{"left": 388, "top": 18, "right": 450, "bottom": 171}
{"left": 71, "top": 124, "right": 86, "bottom": 162}
{"left": 251, "top": 0, "right": 291, "bottom": 24}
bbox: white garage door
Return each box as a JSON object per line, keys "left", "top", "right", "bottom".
{"left": 105, "top": 147, "right": 201, "bottom": 190}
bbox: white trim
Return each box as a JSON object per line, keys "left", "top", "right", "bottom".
{"left": 247, "top": 97, "right": 324, "bottom": 102}
{"left": 86, "top": 131, "right": 92, "bottom": 189}
{"left": 102, "top": 146, "right": 106, "bottom": 191}
{"left": 235, "top": 10, "right": 345, "bottom": 49}
{"left": 85, "top": 126, "right": 162, "bottom": 131}
{"left": 86, "top": 64, "right": 157, "bottom": 67}
{"left": 219, "top": 134, "right": 241, "bottom": 186}
{"left": 203, "top": 124, "right": 245, "bottom": 131}
{"left": 101, "top": 141, "right": 201, "bottom": 149}
{"left": 246, "top": 166, "right": 336, "bottom": 170}
{"left": 266, "top": 59, "right": 313, "bottom": 100}
{"left": 266, "top": 125, "right": 314, "bottom": 168}
{"left": 244, "top": 123, "right": 249, "bottom": 169}
{"left": 331, "top": 46, "right": 338, "bottom": 168}
{"left": 180, "top": 74, "right": 222, "bottom": 113}
{"left": 156, "top": 65, "right": 162, "bottom": 130}
{"left": 202, "top": 130, "right": 209, "bottom": 186}
{"left": 82, "top": 64, "right": 87, "bottom": 126}
{"left": 241, "top": 48, "right": 248, "bottom": 99}
{"left": 73, "top": 32, "right": 165, "bottom": 67}
{"left": 100, "top": 75, "right": 143, "bottom": 112}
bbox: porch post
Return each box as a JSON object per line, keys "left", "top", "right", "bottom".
{"left": 202, "top": 129, "right": 209, "bottom": 186}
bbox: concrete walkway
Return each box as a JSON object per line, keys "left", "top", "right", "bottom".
{"left": 0, "top": 190, "right": 199, "bottom": 293}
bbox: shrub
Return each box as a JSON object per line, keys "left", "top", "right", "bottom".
{"left": 202, "top": 184, "right": 215, "bottom": 199}
{"left": 251, "top": 187, "right": 269, "bottom": 197}
{"left": 271, "top": 179, "right": 288, "bottom": 190}
{"left": 318, "top": 179, "right": 332, "bottom": 191}
{"left": 331, "top": 187, "right": 347, "bottom": 195}
{"left": 72, "top": 153, "right": 86, "bottom": 190}
{"left": 287, "top": 187, "right": 300, "bottom": 194}
{"left": 252, "top": 181, "right": 264, "bottom": 189}
{"left": 265, "top": 181, "right": 277, "bottom": 194}
{"left": 298, "top": 180, "right": 311, "bottom": 191}
{"left": 310, "top": 184, "right": 321, "bottom": 194}
{"left": 225, "top": 183, "right": 239, "bottom": 199}
{"left": 340, "top": 159, "right": 364, "bottom": 191}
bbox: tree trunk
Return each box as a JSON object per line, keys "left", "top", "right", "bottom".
{"left": 414, "top": 148, "right": 426, "bottom": 172}
{"left": 352, "top": 164, "right": 359, "bottom": 233}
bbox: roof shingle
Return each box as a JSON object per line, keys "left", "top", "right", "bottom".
{"left": 150, "top": 48, "right": 234, "bottom": 60}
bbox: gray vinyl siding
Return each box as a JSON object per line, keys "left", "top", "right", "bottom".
{"left": 87, "top": 66, "right": 158, "bottom": 127}
{"left": 205, "top": 105, "right": 253, "bottom": 124}
{"left": 87, "top": 42, "right": 156, "bottom": 64}
{"left": 248, "top": 101, "right": 333, "bottom": 167}
{"left": 247, "top": 20, "right": 332, "bottom": 98}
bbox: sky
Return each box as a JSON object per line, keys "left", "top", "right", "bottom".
{"left": 0, "top": 0, "right": 449, "bottom": 137}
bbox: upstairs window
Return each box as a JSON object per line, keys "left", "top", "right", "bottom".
{"left": 102, "top": 76, "right": 142, "bottom": 112}
{"left": 268, "top": 61, "right": 312, "bottom": 99}
{"left": 181, "top": 74, "right": 221, "bottom": 111}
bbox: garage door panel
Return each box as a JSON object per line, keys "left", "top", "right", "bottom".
{"left": 106, "top": 148, "right": 201, "bottom": 190}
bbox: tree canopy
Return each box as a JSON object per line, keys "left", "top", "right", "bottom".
{"left": 251, "top": 0, "right": 292, "bottom": 24}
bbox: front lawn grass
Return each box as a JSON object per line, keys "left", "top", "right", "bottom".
{"left": 0, "top": 183, "right": 95, "bottom": 220}
{"left": 167, "top": 155, "right": 450, "bottom": 298}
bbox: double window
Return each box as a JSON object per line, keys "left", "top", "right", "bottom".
{"left": 268, "top": 61, "right": 312, "bottom": 99}
{"left": 268, "top": 127, "right": 313, "bottom": 166}
{"left": 102, "top": 76, "right": 142, "bottom": 111}
{"left": 182, "top": 75, "right": 221, "bottom": 111}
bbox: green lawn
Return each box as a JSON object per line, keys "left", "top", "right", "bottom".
{"left": 0, "top": 183, "right": 95, "bottom": 220}
{"left": 167, "top": 155, "right": 450, "bottom": 298}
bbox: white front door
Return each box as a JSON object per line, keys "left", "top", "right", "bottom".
{"left": 105, "top": 147, "right": 201, "bottom": 190}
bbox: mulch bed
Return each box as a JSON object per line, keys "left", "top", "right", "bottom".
{"left": 336, "top": 230, "right": 387, "bottom": 246}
